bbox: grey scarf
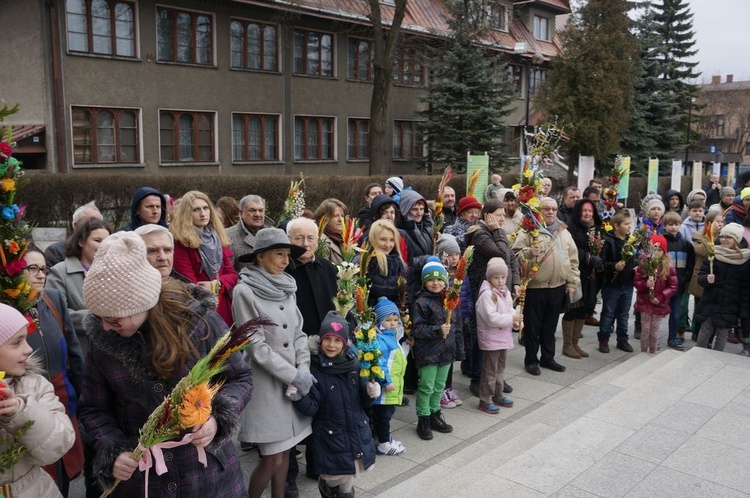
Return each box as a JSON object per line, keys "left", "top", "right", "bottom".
{"left": 238, "top": 264, "right": 297, "bottom": 301}
{"left": 197, "top": 226, "right": 223, "bottom": 279}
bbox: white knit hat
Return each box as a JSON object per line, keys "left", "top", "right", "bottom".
{"left": 84, "top": 231, "right": 163, "bottom": 318}
{"left": 0, "top": 304, "right": 29, "bottom": 345}
{"left": 720, "top": 223, "right": 744, "bottom": 245}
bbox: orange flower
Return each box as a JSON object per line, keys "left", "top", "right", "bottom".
{"left": 3, "top": 288, "right": 20, "bottom": 299}
{"left": 6, "top": 240, "right": 20, "bottom": 254}
{"left": 179, "top": 382, "right": 220, "bottom": 429}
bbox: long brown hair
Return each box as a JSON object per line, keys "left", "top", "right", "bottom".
{"left": 146, "top": 278, "right": 203, "bottom": 378}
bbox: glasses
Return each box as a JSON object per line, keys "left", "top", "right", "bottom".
{"left": 26, "top": 264, "right": 51, "bottom": 276}
{"left": 90, "top": 313, "right": 124, "bottom": 327}
{"left": 290, "top": 235, "right": 317, "bottom": 244}
{"left": 718, "top": 235, "right": 733, "bottom": 240}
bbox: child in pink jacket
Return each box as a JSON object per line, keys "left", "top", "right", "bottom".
{"left": 475, "top": 258, "right": 522, "bottom": 414}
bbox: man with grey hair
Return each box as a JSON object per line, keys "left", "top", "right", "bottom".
{"left": 45, "top": 200, "right": 104, "bottom": 266}
{"left": 227, "top": 194, "right": 273, "bottom": 270}
{"left": 134, "top": 224, "right": 174, "bottom": 278}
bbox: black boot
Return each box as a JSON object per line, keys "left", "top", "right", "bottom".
{"left": 429, "top": 410, "right": 453, "bottom": 433}
{"left": 417, "top": 415, "right": 433, "bottom": 440}
{"left": 338, "top": 489, "right": 355, "bottom": 498}
{"left": 318, "top": 477, "right": 338, "bottom": 498}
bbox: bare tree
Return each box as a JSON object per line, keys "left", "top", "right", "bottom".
{"left": 368, "top": 0, "right": 408, "bottom": 176}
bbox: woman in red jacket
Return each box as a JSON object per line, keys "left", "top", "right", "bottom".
{"left": 170, "top": 191, "right": 238, "bottom": 325}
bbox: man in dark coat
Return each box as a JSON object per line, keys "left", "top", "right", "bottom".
{"left": 118, "top": 187, "right": 168, "bottom": 231}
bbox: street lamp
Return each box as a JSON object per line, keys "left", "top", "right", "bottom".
{"left": 685, "top": 96, "right": 695, "bottom": 163}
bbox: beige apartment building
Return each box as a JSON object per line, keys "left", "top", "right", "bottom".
{"left": 1, "top": 0, "right": 569, "bottom": 176}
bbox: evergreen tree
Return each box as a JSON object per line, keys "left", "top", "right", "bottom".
{"left": 536, "top": 0, "right": 638, "bottom": 183}
{"left": 417, "top": 0, "right": 516, "bottom": 173}
{"left": 620, "top": 2, "right": 682, "bottom": 172}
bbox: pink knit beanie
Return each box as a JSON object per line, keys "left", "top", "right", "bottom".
{"left": 83, "top": 231, "right": 162, "bottom": 318}
{"left": 486, "top": 257, "right": 508, "bottom": 279}
{"left": 0, "top": 304, "right": 29, "bottom": 345}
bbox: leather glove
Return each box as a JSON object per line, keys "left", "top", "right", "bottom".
{"left": 366, "top": 381, "right": 381, "bottom": 399}
{"left": 590, "top": 255, "right": 604, "bottom": 273}
{"left": 292, "top": 371, "right": 317, "bottom": 395}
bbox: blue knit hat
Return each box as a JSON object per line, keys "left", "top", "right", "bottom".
{"left": 374, "top": 297, "right": 400, "bottom": 327}
{"left": 421, "top": 256, "right": 448, "bottom": 285}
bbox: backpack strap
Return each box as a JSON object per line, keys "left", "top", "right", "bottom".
{"left": 42, "top": 292, "right": 64, "bottom": 334}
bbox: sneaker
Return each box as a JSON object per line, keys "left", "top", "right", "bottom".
{"left": 376, "top": 441, "right": 406, "bottom": 456}
{"left": 446, "top": 387, "right": 463, "bottom": 406}
{"left": 391, "top": 439, "right": 406, "bottom": 453}
{"left": 497, "top": 396, "right": 514, "bottom": 408}
{"left": 478, "top": 401, "right": 500, "bottom": 414}
{"left": 667, "top": 339, "right": 684, "bottom": 351}
{"left": 440, "top": 390, "right": 456, "bottom": 409}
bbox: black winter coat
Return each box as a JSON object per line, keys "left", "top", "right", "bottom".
{"left": 600, "top": 232, "right": 636, "bottom": 286}
{"left": 361, "top": 251, "right": 406, "bottom": 307}
{"left": 398, "top": 218, "right": 433, "bottom": 266}
{"left": 465, "top": 222, "right": 520, "bottom": 302}
{"left": 411, "top": 290, "right": 460, "bottom": 368}
{"left": 286, "top": 257, "right": 338, "bottom": 336}
{"left": 695, "top": 248, "right": 750, "bottom": 328}
{"left": 294, "top": 341, "right": 375, "bottom": 476}
{"left": 566, "top": 199, "right": 604, "bottom": 309}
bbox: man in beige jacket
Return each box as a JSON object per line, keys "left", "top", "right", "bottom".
{"left": 512, "top": 197, "right": 580, "bottom": 376}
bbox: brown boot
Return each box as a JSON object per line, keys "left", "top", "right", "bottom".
{"left": 572, "top": 319, "right": 589, "bottom": 357}
{"left": 562, "top": 320, "right": 580, "bottom": 358}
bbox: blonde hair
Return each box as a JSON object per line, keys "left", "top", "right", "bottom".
{"left": 170, "top": 191, "right": 230, "bottom": 248}
{"left": 368, "top": 220, "right": 402, "bottom": 276}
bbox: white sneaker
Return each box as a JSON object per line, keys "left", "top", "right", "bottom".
{"left": 377, "top": 441, "right": 406, "bottom": 455}
{"left": 447, "top": 387, "right": 463, "bottom": 406}
{"left": 440, "top": 390, "right": 456, "bottom": 409}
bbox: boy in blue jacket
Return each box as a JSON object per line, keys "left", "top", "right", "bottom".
{"left": 293, "top": 311, "right": 379, "bottom": 498}
{"left": 663, "top": 211, "right": 695, "bottom": 350}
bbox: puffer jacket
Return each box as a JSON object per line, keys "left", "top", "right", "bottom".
{"left": 294, "top": 337, "right": 375, "bottom": 476}
{"left": 695, "top": 245, "right": 750, "bottom": 328}
{"left": 79, "top": 286, "right": 252, "bottom": 497}
{"left": 475, "top": 281, "right": 515, "bottom": 352}
{"left": 410, "top": 290, "right": 460, "bottom": 368}
{"left": 633, "top": 265, "right": 678, "bottom": 316}
{"left": 0, "top": 359, "right": 75, "bottom": 498}
{"left": 358, "top": 250, "right": 406, "bottom": 307}
{"left": 373, "top": 329, "right": 406, "bottom": 406}
{"left": 664, "top": 232, "right": 695, "bottom": 295}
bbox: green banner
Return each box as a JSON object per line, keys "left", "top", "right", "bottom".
{"left": 467, "top": 153, "right": 489, "bottom": 199}
{"left": 618, "top": 156, "right": 630, "bottom": 201}
{"left": 647, "top": 158, "right": 659, "bottom": 194}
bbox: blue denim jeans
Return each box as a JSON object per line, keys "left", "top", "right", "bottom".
{"left": 668, "top": 294, "right": 682, "bottom": 341}
{"left": 598, "top": 283, "right": 633, "bottom": 342}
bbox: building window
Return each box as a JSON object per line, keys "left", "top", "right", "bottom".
{"left": 486, "top": 3, "right": 507, "bottom": 30}
{"left": 159, "top": 110, "right": 215, "bottom": 163}
{"left": 230, "top": 20, "right": 277, "bottom": 71}
{"left": 504, "top": 126, "right": 521, "bottom": 157}
{"left": 157, "top": 7, "right": 213, "bottom": 65}
{"left": 533, "top": 15, "right": 550, "bottom": 41}
{"left": 529, "top": 67, "right": 547, "bottom": 98}
{"left": 294, "top": 116, "right": 335, "bottom": 160}
{"left": 393, "top": 121, "right": 423, "bottom": 159}
{"left": 347, "top": 119, "right": 369, "bottom": 160}
{"left": 745, "top": 142, "right": 750, "bottom": 155}
{"left": 348, "top": 38, "right": 374, "bottom": 81}
{"left": 66, "top": 0, "right": 136, "bottom": 57}
{"left": 715, "top": 116, "right": 725, "bottom": 137}
{"left": 393, "top": 47, "right": 423, "bottom": 86}
{"left": 508, "top": 64, "right": 523, "bottom": 95}
{"left": 72, "top": 106, "right": 139, "bottom": 164}
{"left": 232, "top": 114, "right": 279, "bottom": 161}
{"left": 294, "top": 29, "right": 334, "bottom": 77}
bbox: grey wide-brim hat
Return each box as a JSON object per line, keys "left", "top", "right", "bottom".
{"left": 238, "top": 227, "right": 307, "bottom": 263}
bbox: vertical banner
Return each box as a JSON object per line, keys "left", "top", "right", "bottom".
{"left": 712, "top": 162, "right": 721, "bottom": 176}
{"left": 577, "top": 156, "right": 595, "bottom": 191}
{"left": 692, "top": 161, "right": 703, "bottom": 191}
{"left": 727, "top": 163, "right": 736, "bottom": 187}
{"left": 671, "top": 160, "right": 682, "bottom": 192}
{"left": 647, "top": 158, "right": 659, "bottom": 193}
{"left": 466, "top": 152, "right": 489, "bottom": 199}
{"left": 618, "top": 156, "right": 630, "bottom": 202}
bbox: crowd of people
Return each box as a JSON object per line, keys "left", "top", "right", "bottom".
{"left": 2, "top": 169, "right": 750, "bottom": 498}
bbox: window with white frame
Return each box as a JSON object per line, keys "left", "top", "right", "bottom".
{"left": 232, "top": 113, "right": 280, "bottom": 162}
{"left": 294, "top": 116, "right": 335, "bottom": 160}
{"left": 230, "top": 19, "right": 278, "bottom": 71}
{"left": 72, "top": 106, "right": 140, "bottom": 164}
{"left": 157, "top": 7, "right": 213, "bottom": 65}
{"left": 533, "top": 15, "right": 550, "bottom": 41}
{"left": 66, "top": 0, "right": 136, "bottom": 57}
{"left": 159, "top": 110, "right": 215, "bottom": 163}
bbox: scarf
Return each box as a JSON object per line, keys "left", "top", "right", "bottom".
{"left": 196, "top": 226, "right": 223, "bottom": 279}
{"left": 239, "top": 264, "right": 297, "bottom": 301}
{"left": 323, "top": 225, "right": 344, "bottom": 246}
{"left": 714, "top": 244, "right": 750, "bottom": 265}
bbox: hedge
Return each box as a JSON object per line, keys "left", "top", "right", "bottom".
{"left": 20, "top": 172, "right": 693, "bottom": 232}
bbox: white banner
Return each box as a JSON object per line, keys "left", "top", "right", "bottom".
{"left": 671, "top": 160, "right": 682, "bottom": 192}
{"left": 577, "top": 156, "right": 595, "bottom": 192}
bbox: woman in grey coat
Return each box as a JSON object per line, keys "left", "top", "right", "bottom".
{"left": 232, "top": 228, "right": 315, "bottom": 498}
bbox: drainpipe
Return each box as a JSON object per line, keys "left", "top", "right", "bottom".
{"left": 48, "top": 0, "right": 67, "bottom": 173}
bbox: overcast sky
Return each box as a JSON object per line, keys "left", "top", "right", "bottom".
{"left": 681, "top": 0, "right": 748, "bottom": 82}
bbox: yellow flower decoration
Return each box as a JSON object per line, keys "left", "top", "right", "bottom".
{"left": 0, "top": 178, "right": 15, "bottom": 192}
{"left": 603, "top": 222, "right": 613, "bottom": 232}
{"left": 532, "top": 266, "right": 539, "bottom": 272}
{"left": 179, "top": 382, "right": 219, "bottom": 429}
{"left": 355, "top": 331, "right": 364, "bottom": 341}
{"left": 512, "top": 183, "right": 520, "bottom": 192}
{"left": 371, "top": 366, "right": 382, "bottom": 375}
{"left": 367, "top": 329, "right": 376, "bottom": 340}
{"left": 0, "top": 372, "right": 5, "bottom": 381}
{"left": 363, "top": 352, "right": 374, "bottom": 361}
{"left": 528, "top": 196, "right": 539, "bottom": 207}
{"left": 523, "top": 168, "right": 533, "bottom": 178}
{"left": 360, "top": 369, "right": 370, "bottom": 378}
{"left": 357, "top": 350, "right": 364, "bottom": 361}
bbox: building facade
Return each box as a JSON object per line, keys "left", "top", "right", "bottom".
{"left": 0, "top": 0, "right": 569, "bottom": 176}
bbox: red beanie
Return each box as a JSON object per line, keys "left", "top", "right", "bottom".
{"left": 650, "top": 234, "right": 668, "bottom": 253}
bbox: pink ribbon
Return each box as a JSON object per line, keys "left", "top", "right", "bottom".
{"left": 136, "top": 433, "right": 207, "bottom": 497}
